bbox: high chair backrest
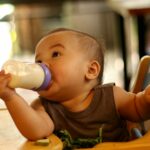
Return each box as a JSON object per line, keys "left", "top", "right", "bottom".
{"left": 129, "top": 55, "right": 150, "bottom": 136}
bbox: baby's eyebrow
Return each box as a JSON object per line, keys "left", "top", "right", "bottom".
{"left": 49, "top": 43, "right": 65, "bottom": 49}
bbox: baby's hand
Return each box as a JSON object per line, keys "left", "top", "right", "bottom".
{"left": 0, "top": 70, "right": 15, "bottom": 100}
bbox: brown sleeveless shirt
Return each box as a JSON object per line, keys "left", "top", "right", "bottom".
{"left": 40, "top": 84, "right": 129, "bottom": 142}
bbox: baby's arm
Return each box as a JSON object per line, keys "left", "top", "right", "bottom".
{"left": 114, "top": 85, "right": 150, "bottom": 122}
{"left": 0, "top": 71, "right": 54, "bottom": 140}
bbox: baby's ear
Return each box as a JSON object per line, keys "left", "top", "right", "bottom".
{"left": 85, "top": 60, "right": 100, "bottom": 80}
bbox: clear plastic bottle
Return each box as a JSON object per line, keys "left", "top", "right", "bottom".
{"left": 2, "top": 60, "right": 51, "bottom": 90}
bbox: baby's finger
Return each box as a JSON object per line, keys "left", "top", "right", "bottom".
{"left": 0, "top": 74, "right": 11, "bottom": 85}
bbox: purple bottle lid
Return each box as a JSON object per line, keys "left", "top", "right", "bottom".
{"left": 36, "top": 63, "right": 51, "bottom": 90}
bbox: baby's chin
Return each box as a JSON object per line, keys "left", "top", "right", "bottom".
{"left": 38, "top": 90, "right": 65, "bottom": 102}
{"left": 37, "top": 89, "right": 55, "bottom": 99}
{"left": 38, "top": 90, "right": 49, "bottom": 96}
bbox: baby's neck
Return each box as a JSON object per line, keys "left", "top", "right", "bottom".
{"left": 60, "top": 90, "right": 94, "bottom": 112}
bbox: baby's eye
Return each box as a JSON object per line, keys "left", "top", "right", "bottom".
{"left": 52, "top": 51, "right": 61, "bottom": 58}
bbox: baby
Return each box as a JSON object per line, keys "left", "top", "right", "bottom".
{"left": 0, "top": 28, "right": 150, "bottom": 148}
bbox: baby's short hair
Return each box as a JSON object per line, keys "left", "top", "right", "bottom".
{"left": 48, "top": 28, "right": 105, "bottom": 84}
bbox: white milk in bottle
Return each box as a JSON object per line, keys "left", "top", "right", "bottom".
{"left": 2, "top": 60, "right": 51, "bottom": 90}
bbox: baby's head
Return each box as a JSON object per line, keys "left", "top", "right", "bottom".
{"left": 35, "top": 28, "right": 105, "bottom": 100}
{"left": 48, "top": 28, "right": 104, "bottom": 83}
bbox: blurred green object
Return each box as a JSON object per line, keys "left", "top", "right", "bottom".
{"left": 54, "top": 128, "right": 103, "bottom": 150}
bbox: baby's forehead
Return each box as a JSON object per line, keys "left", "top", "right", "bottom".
{"left": 39, "top": 31, "right": 81, "bottom": 47}
{"left": 41, "top": 31, "right": 95, "bottom": 53}
{"left": 36, "top": 31, "right": 82, "bottom": 51}
{"left": 38, "top": 31, "right": 78, "bottom": 46}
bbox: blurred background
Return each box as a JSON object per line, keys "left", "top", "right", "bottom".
{"left": 0, "top": 0, "right": 150, "bottom": 107}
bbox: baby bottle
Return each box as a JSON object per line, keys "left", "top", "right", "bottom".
{"left": 2, "top": 60, "right": 51, "bottom": 90}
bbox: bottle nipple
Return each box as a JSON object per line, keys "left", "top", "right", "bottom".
{"left": 36, "top": 63, "right": 51, "bottom": 90}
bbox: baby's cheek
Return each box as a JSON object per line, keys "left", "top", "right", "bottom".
{"left": 54, "top": 72, "right": 66, "bottom": 84}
